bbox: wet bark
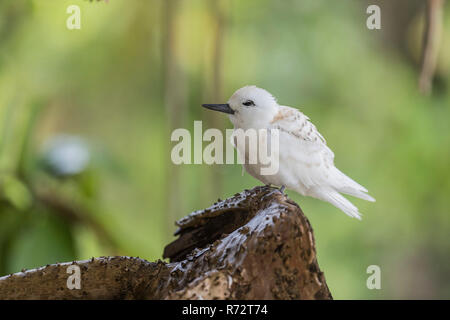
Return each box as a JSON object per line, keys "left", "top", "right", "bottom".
{"left": 0, "top": 186, "right": 332, "bottom": 300}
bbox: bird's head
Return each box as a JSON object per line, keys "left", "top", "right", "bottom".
{"left": 202, "top": 85, "right": 279, "bottom": 129}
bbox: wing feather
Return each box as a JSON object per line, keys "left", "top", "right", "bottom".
{"left": 268, "top": 105, "right": 374, "bottom": 216}
{"left": 269, "top": 106, "right": 335, "bottom": 189}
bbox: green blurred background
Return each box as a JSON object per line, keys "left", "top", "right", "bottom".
{"left": 0, "top": 0, "right": 449, "bottom": 299}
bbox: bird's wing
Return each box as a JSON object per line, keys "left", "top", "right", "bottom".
{"left": 268, "top": 105, "right": 334, "bottom": 189}
{"left": 270, "top": 105, "right": 327, "bottom": 144}
{"left": 269, "top": 106, "right": 374, "bottom": 218}
{"left": 269, "top": 105, "right": 371, "bottom": 195}
{"left": 272, "top": 106, "right": 372, "bottom": 194}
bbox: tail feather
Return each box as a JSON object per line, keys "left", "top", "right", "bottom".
{"left": 309, "top": 188, "right": 362, "bottom": 220}
{"left": 338, "top": 186, "right": 375, "bottom": 202}
{"left": 331, "top": 168, "right": 375, "bottom": 202}
{"left": 332, "top": 168, "right": 368, "bottom": 193}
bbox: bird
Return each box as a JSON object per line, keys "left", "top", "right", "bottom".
{"left": 202, "top": 85, "right": 375, "bottom": 219}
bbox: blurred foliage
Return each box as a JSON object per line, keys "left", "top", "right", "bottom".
{"left": 0, "top": 0, "right": 449, "bottom": 299}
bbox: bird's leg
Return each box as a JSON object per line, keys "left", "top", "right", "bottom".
{"left": 262, "top": 184, "right": 286, "bottom": 201}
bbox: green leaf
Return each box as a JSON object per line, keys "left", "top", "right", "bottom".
{"left": 6, "top": 211, "right": 76, "bottom": 274}
{"left": 0, "top": 175, "right": 32, "bottom": 211}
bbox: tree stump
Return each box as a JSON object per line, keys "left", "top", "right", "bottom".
{"left": 0, "top": 186, "right": 332, "bottom": 299}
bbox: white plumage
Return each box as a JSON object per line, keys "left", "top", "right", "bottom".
{"left": 203, "top": 85, "right": 375, "bottom": 219}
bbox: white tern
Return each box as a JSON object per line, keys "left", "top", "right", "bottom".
{"left": 203, "top": 85, "right": 375, "bottom": 219}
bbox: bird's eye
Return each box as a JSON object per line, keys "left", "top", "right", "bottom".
{"left": 242, "top": 100, "right": 255, "bottom": 106}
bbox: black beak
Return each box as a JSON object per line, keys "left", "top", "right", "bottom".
{"left": 202, "top": 103, "right": 235, "bottom": 115}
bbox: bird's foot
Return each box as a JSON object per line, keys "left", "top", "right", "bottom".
{"left": 262, "top": 184, "right": 286, "bottom": 201}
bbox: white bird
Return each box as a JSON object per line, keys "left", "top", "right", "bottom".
{"left": 202, "top": 85, "right": 375, "bottom": 219}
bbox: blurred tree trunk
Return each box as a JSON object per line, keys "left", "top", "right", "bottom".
{"left": 162, "top": 0, "right": 188, "bottom": 236}
{"left": 204, "top": 0, "right": 227, "bottom": 199}
{"left": 363, "top": 0, "right": 446, "bottom": 94}
{"left": 0, "top": 186, "right": 332, "bottom": 300}
{"left": 419, "top": 0, "right": 445, "bottom": 94}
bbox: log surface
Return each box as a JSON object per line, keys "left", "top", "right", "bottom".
{"left": 0, "top": 186, "right": 332, "bottom": 300}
